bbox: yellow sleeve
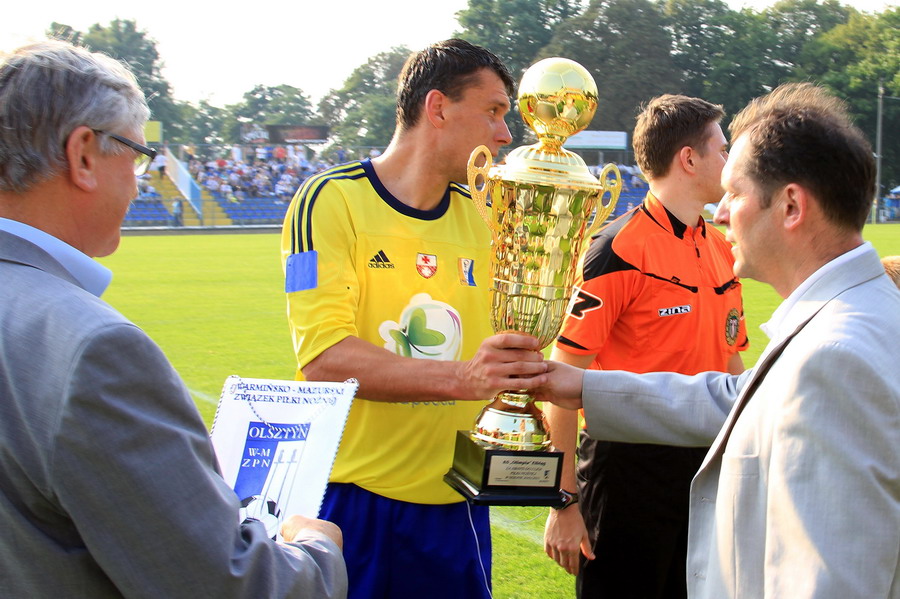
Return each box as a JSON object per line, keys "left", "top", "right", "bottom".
{"left": 280, "top": 176, "right": 359, "bottom": 372}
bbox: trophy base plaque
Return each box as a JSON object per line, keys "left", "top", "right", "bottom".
{"left": 444, "top": 431, "right": 565, "bottom": 506}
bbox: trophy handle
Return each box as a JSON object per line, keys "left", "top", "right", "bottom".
{"left": 467, "top": 145, "right": 493, "bottom": 227}
{"left": 585, "top": 163, "right": 623, "bottom": 239}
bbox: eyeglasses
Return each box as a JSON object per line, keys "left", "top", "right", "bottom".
{"left": 92, "top": 130, "right": 158, "bottom": 176}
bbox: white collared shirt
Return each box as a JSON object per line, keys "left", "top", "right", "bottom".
{"left": 760, "top": 241, "right": 872, "bottom": 341}
{"left": 0, "top": 217, "right": 112, "bottom": 297}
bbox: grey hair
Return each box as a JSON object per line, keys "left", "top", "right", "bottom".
{"left": 0, "top": 40, "right": 150, "bottom": 193}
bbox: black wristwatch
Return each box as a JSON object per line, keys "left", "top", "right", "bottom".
{"left": 553, "top": 489, "right": 579, "bottom": 510}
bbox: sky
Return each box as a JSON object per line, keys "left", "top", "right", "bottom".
{"left": 2, "top": 0, "right": 896, "bottom": 108}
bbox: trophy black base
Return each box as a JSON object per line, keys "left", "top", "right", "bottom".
{"left": 444, "top": 431, "right": 565, "bottom": 507}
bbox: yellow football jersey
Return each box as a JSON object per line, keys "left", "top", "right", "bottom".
{"left": 281, "top": 160, "right": 493, "bottom": 504}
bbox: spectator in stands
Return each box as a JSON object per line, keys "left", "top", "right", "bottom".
{"left": 171, "top": 199, "right": 183, "bottom": 226}
{"left": 151, "top": 150, "right": 167, "bottom": 179}
{"left": 137, "top": 177, "right": 158, "bottom": 200}
{"left": 0, "top": 39, "right": 346, "bottom": 598}
{"left": 630, "top": 172, "right": 644, "bottom": 189}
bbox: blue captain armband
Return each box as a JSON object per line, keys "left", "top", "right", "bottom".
{"left": 285, "top": 251, "right": 318, "bottom": 292}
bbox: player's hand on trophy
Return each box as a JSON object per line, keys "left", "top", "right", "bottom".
{"left": 531, "top": 361, "right": 584, "bottom": 410}
{"left": 280, "top": 515, "right": 343, "bottom": 550}
{"left": 544, "top": 506, "right": 594, "bottom": 575}
{"left": 459, "top": 333, "right": 548, "bottom": 400}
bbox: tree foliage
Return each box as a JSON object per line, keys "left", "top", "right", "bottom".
{"left": 456, "top": 0, "right": 584, "bottom": 144}
{"left": 220, "top": 84, "right": 318, "bottom": 143}
{"left": 50, "top": 19, "right": 184, "bottom": 141}
{"left": 540, "top": 0, "right": 682, "bottom": 136}
{"left": 796, "top": 8, "right": 900, "bottom": 193}
{"left": 318, "top": 47, "right": 411, "bottom": 151}
{"left": 43, "top": 4, "right": 900, "bottom": 188}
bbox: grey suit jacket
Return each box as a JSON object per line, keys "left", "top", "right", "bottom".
{"left": 582, "top": 246, "right": 900, "bottom": 598}
{"left": 0, "top": 230, "right": 347, "bottom": 598}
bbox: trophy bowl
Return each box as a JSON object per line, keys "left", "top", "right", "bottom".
{"left": 445, "top": 57, "right": 621, "bottom": 506}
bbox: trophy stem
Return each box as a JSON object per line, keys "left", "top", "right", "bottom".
{"left": 495, "top": 391, "right": 533, "bottom": 409}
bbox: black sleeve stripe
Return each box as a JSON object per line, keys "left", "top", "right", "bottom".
{"left": 289, "top": 162, "right": 365, "bottom": 254}
{"left": 557, "top": 335, "right": 590, "bottom": 351}
{"left": 582, "top": 209, "right": 640, "bottom": 281}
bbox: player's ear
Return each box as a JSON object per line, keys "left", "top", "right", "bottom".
{"left": 423, "top": 89, "right": 448, "bottom": 129}
{"left": 677, "top": 145, "right": 696, "bottom": 174}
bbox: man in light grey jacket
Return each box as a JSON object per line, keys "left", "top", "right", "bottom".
{"left": 535, "top": 83, "right": 900, "bottom": 598}
{"left": 0, "top": 41, "right": 347, "bottom": 598}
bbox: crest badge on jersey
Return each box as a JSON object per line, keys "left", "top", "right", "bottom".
{"left": 458, "top": 258, "right": 476, "bottom": 286}
{"left": 417, "top": 253, "right": 438, "bottom": 279}
{"left": 725, "top": 308, "right": 740, "bottom": 346}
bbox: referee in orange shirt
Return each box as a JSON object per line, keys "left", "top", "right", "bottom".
{"left": 543, "top": 95, "right": 749, "bottom": 599}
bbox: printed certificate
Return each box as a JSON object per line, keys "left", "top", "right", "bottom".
{"left": 210, "top": 376, "right": 356, "bottom": 538}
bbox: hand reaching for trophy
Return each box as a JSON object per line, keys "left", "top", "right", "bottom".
{"left": 531, "top": 361, "right": 585, "bottom": 411}
{"left": 457, "top": 332, "right": 549, "bottom": 401}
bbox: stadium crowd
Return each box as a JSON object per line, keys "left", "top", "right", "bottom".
{"left": 188, "top": 149, "right": 335, "bottom": 203}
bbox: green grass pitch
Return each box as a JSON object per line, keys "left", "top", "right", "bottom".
{"left": 98, "top": 224, "right": 899, "bottom": 598}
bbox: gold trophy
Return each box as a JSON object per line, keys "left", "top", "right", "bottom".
{"left": 445, "top": 57, "right": 621, "bottom": 506}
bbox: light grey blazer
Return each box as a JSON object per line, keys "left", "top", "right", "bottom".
{"left": 0, "top": 230, "right": 347, "bottom": 598}
{"left": 582, "top": 246, "right": 900, "bottom": 598}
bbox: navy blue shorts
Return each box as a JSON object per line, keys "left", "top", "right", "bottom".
{"left": 318, "top": 482, "right": 492, "bottom": 599}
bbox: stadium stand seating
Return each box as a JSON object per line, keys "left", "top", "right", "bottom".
{"left": 212, "top": 193, "right": 289, "bottom": 225}
{"left": 609, "top": 189, "right": 645, "bottom": 219}
{"left": 123, "top": 199, "right": 172, "bottom": 227}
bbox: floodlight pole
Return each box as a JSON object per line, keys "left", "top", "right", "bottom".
{"left": 873, "top": 82, "right": 883, "bottom": 224}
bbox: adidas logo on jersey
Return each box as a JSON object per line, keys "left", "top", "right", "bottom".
{"left": 368, "top": 250, "right": 395, "bottom": 269}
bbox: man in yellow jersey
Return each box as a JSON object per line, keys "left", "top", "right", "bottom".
{"left": 542, "top": 95, "right": 747, "bottom": 598}
{"left": 280, "top": 39, "right": 548, "bottom": 599}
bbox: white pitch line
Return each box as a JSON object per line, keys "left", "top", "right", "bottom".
{"left": 189, "top": 387, "right": 219, "bottom": 406}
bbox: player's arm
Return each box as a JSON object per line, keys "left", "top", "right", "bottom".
{"left": 303, "top": 332, "right": 547, "bottom": 403}
{"left": 543, "top": 346, "right": 596, "bottom": 575}
{"left": 727, "top": 351, "right": 745, "bottom": 375}
{"left": 282, "top": 180, "right": 546, "bottom": 404}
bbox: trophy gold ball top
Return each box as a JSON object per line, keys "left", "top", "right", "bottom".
{"left": 468, "top": 57, "right": 608, "bottom": 195}
{"left": 518, "top": 57, "right": 598, "bottom": 145}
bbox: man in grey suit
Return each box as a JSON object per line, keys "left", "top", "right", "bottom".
{"left": 535, "top": 82, "right": 900, "bottom": 598}
{"left": 0, "top": 41, "right": 347, "bottom": 597}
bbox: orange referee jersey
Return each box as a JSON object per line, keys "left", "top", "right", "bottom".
{"left": 558, "top": 192, "right": 748, "bottom": 374}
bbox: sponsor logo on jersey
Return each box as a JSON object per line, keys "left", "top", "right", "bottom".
{"left": 368, "top": 250, "right": 395, "bottom": 269}
{"left": 725, "top": 308, "right": 741, "bottom": 346}
{"left": 378, "top": 293, "right": 463, "bottom": 361}
{"left": 416, "top": 253, "right": 437, "bottom": 279}
{"left": 567, "top": 287, "right": 602, "bottom": 319}
{"left": 458, "top": 258, "right": 476, "bottom": 286}
{"left": 659, "top": 304, "right": 692, "bottom": 317}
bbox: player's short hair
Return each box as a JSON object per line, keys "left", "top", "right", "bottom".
{"left": 633, "top": 94, "right": 725, "bottom": 180}
{"left": 395, "top": 38, "right": 514, "bottom": 132}
{"left": 0, "top": 40, "right": 149, "bottom": 193}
